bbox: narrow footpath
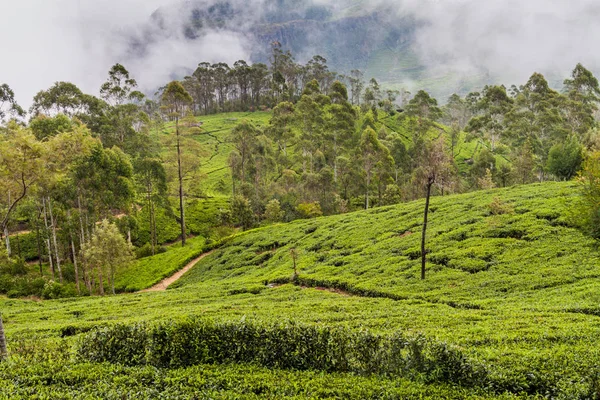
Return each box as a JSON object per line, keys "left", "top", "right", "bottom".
{"left": 140, "top": 250, "right": 214, "bottom": 292}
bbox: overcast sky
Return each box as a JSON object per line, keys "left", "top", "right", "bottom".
{"left": 2, "top": 0, "right": 600, "bottom": 108}
{"left": 1, "top": 0, "right": 251, "bottom": 108}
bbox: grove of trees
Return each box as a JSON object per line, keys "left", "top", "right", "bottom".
{"left": 2, "top": 41, "right": 600, "bottom": 293}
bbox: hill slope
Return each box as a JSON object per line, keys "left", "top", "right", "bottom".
{"left": 2, "top": 181, "right": 600, "bottom": 398}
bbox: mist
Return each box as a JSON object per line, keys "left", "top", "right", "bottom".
{"left": 2, "top": 0, "right": 600, "bottom": 109}
{"left": 399, "top": 0, "right": 600, "bottom": 86}
{"left": 0, "top": 0, "right": 252, "bottom": 108}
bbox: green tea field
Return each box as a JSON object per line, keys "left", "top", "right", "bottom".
{"left": 2, "top": 181, "right": 599, "bottom": 399}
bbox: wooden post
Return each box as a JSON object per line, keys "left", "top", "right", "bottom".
{"left": 0, "top": 314, "right": 7, "bottom": 361}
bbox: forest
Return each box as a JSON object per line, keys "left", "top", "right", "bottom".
{"left": 1, "top": 43, "right": 599, "bottom": 298}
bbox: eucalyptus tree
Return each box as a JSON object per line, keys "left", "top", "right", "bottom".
{"left": 417, "top": 138, "right": 454, "bottom": 280}
{"left": 0, "top": 84, "right": 25, "bottom": 124}
{"left": 30, "top": 82, "right": 87, "bottom": 116}
{"left": 161, "top": 81, "right": 193, "bottom": 246}
{"left": 267, "top": 101, "right": 296, "bottom": 175}
{"left": 325, "top": 81, "right": 356, "bottom": 182}
{"left": 562, "top": 63, "right": 600, "bottom": 136}
{"left": 82, "top": 219, "right": 133, "bottom": 295}
{"left": 249, "top": 63, "right": 269, "bottom": 109}
{"left": 294, "top": 80, "right": 329, "bottom": 174}
{"left": 0, "top": 124, "right": 46, "bottom": 256}
{"left": 466, "top": 85, "right": 513, "bottom": 151}
{"left": 358, "top": 126, "right": 393, "bottom": 209}
{"left": 135, "top": 158, "right": 168, "bottom": 254}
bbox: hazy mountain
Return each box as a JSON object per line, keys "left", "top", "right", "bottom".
{"left": 135, "top": 0, "right": 482, "bottom": 101}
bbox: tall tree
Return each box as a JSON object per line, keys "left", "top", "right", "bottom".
{"left": 0, "top": 124, "right": 45, "bottom": 254}
{"left": 100, "top": 63, "right": 144, "bottom": 106}
{"left": 161, "top": 81, "right": 193, "bottom": 246}
{"left": 358, "top": 127, "right": 392, "bottom": 209}
{"left": 466, "top": 85, "right": 513, "bottom": 151}
{"left": 82, "top": 219, "right": 133, "bottom": 295}
{"left": 0, "top": 84, "right": 25, "bottom": 124}
{"left": 418, "top": 138, "right": 453, "bottom": 279}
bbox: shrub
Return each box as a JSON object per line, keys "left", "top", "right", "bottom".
{"left": 296, "top": 202, "right": 323, "bottom": 219}
{"left": 264, "top": 199, "right": 284, "bottom": 223}
{"left": 487, "top": 196, "right": 513, "bottom": 215}
{"left": 41, "top": 281, "right": 78, "bottom": 299}
{"left": 76, "top": 318, "right": 487, "bottom": 387}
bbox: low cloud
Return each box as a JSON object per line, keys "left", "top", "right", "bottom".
{"left": 3, "top": 0, "right": 600, "bottom": 108}
{"left": 0, "top": 0, "right": 251, "bottom": 108}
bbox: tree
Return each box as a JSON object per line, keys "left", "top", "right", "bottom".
{"left": 135, "top": 158, "right": 168, "bottom": 254}
{"left": 0, "top": 84, "right": 25, "bottom": 124}
{"left": 230, "top": 120, "right": 260, "bottom": 185}
{"left": 231, "top": 195, "right": 254, "bottom": 230}
{"left": 30, "top": 82, "right": 87, "bottom": 116}
{"left": 161, "top": 81, "right": 193, "bottom": 246}
{"left": 0, "top": 313, "right": 6, "bottom": 361}
{"left": 0, "top": 124, "right": 45, "bottom": 255}
{"left": 418, "top": 138, "right": 453, "bottom": 279}
{"left": 264, "top": 199, "right": 284, "bottom": 223}
{"left": 358, "top": 127, "right": 393, "bottom": 209}
{"left": 404, "top": 90, "right": 442, "bottom": 145}
{"left": 547, "top": 136, "right": 583, "bottom": 180}
{"left": 443, "top": 93, "right": 471, "bottom": 130}
{"left": 466, "top": 85, "right": 513, "bottom": 151}
{"left": 562, "top": 64, "right": 600, "bottom": 136}
{"left": 82, "top": 219, "right": 133, "bottom": 295}
{"left": 325, "top": 81, "right": 356, "bottom": 182}
{"left": 100, "top": 64, "right": 144, "bottom": 106}
{"left": 349, "top": 69, "right": 364, "bottom": 106}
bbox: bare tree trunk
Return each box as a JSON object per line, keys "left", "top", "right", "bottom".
{"left": 36, "top": 223, "right": 43, "bottom": 275}
{"left": 421, "top": 181, "right": 433, "bottom": 280}
{"left": 71, "top": 236, "right": 80, "bottom": 295}
{"left": 151, "top": 200, "right": 157, "bottom": 255}
{"left": 98, "top": 266, "right": 104, "bottom": 296}
{"left": 111, "top": 267, "right": 115, "bottom": 295}
{"left": 77, "top": 194, "right": 91, "bottom": 293}
{"left": 3, "top": 226, "right": 10, "bottom": 258}
{"left": 0, "top": 314, "right": 6, "bottom": 361}
{"left": 48, "top": 198, "right": 62, "bottom": 283}
{"left": 176, "top": 118, "right": 186, "bottom": 246}
{"left": 365, "top": 173, "right": 370, "bottom": 210}
{"left": 42, "top": 198, "right": 54, "bottom": 279}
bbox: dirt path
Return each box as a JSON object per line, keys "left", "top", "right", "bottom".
{"left": 140, "top": 250, "right": 215, "bottom": 292}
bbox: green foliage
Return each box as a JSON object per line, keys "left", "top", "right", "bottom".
{"left": 231, "top": 195, "right": 254, "bottom": 230}
{"left": 576, "top": 151, "right": 600, "bottom": 239}
{"left": 264, "top": 199, "right": 284, "bottom": 223}
{"left": 114, "top": 236, "right": 205, "bottom": 292}
{"left": 82, "top": 219, "right": 134, "bottom": 295}
{"left": 547, "top": 136, "right": 583, "bottom": 180}
{"left": 77, "top": 318, "right": 485, "bottom": 387}
{"left": 296, "top": 202, "right": 323, "bottom": 218}
{"left": 29, "top": 114, "right": 73, "bottom": 140}
{"left": 0, "top": 358, "right": 507, "bottom": 399}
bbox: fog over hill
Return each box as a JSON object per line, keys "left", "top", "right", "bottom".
{"left": 3, "top": 0, "right": 600, "bottom": 106}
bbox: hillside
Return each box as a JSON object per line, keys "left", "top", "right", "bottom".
{"left": 3, "top": 181, "right": 600, "bottom": 398}
{"left": 143, "top": 0, "right": 490, "bottom": 100}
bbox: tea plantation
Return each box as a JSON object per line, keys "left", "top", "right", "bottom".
{"left": 2, "top": 181, "right": 600, "bottom": 399}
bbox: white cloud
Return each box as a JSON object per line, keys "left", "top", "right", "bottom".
{"left": 3, "top": 0, "right": 600, "bottom": 109}
{"left": 0, "top": 0, "right": 251, "bottom": 108}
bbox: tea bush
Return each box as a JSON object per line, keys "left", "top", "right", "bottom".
{"left": 77, "top": 318, "right": 487, "bottom": 387}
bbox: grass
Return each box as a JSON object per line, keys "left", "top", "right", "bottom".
{"left": 114, "top": 235, "right": 206, "bottom": 292}
{"left": 1, "top": 181, "right": 598, "bottom": 398}
{"left": 188, "top": 111, "right": 272, "bottom": 196}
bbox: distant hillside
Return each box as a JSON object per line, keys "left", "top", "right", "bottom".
{"left": 139, "top": 0, "right": 491, "bottom": 101}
